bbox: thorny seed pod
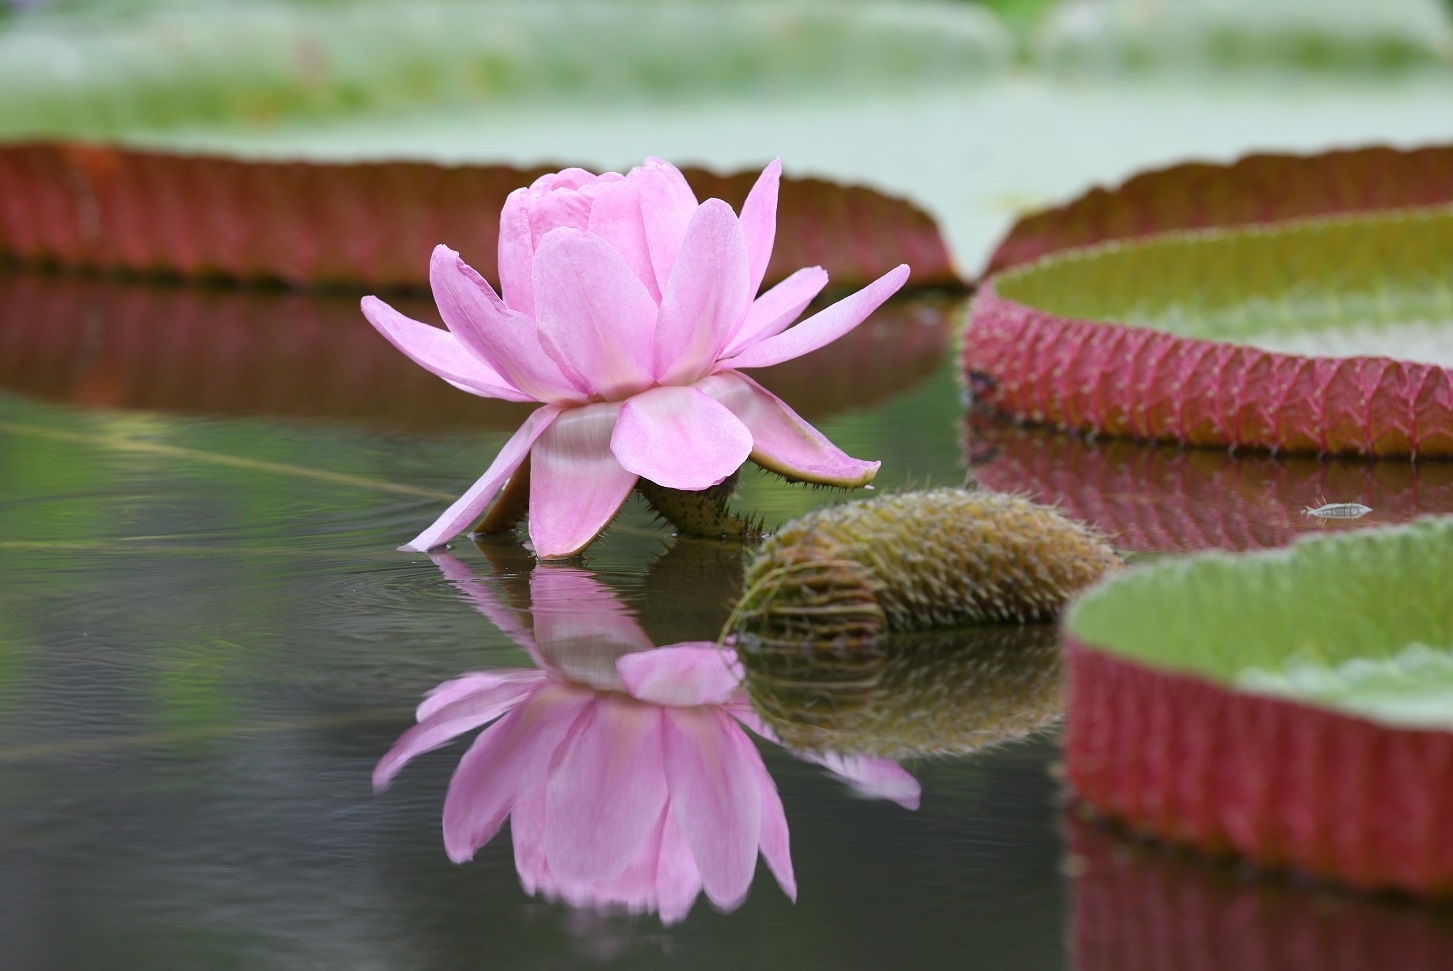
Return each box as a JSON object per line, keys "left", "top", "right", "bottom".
{"left": 731, "top": 488, "right": 1121, "bottom": 648}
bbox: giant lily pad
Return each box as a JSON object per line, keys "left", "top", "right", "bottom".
{"left": 966, "top": 205, "right": 1453, "bottom": 457}
{"left": 1063, "top": 516, "right": 1453, "bottom": 895}
{"left": 966, "top": 411, "right": 1453, "bottom": 553}
{"left": 0, "top": 142, "right": 957, "bottom": 290}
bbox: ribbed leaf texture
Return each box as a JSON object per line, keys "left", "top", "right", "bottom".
{"left": 966, "top": 205, "right": 1453, "bottom": 457}
{"left": 1068, "top": 815, "right": 1453, "bottom": 971}
{"left": 0, "top": 142, "right": 956, "bottom": 290}
{"left": 966, "top": 412, "right": 1453, "bottom": 553}
{"left": 985, "top": 144, "right": 1453, "bottom": 277}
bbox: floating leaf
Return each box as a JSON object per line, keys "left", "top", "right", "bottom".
{"left": 0, "top": 270, "right": 951, "bottom": 432}
{"left": 0, "top": 142, "right": 957, "bottom": 290}
{"left": 985, "top": 143, "right": 1453, "bottom": 277}
{"left": 1064, "top": 517, "right": 1453, "bottom": 895}
{"left": 966, "top": 411, "right": 1453, "bottom": 553}
{"left": 738, "top": 624, "right": 1063, "bottom": 760}
{"left": 1066, "top": 814, "right": 1453, "bottom": 971}
{"left": 966, "top": 205, "right": 1453, "bottom": 457}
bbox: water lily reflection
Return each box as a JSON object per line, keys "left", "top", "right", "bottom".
{"left": 375, "top": 553, "right": 918, "bottom": 924}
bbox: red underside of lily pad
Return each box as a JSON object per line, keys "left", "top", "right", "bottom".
{"left": 965, "top": 282, "right": 1453, "bottom": 458}
{"left": 1065, "top": 638, "right": 1453, "bottom": 897}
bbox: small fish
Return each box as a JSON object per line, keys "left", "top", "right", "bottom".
{"left": 1302, "top": 499, "right": 1372, "bottom": 519}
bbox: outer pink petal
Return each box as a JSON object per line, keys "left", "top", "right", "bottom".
{"left": 530, "top": 567, "right": 655, "bottom": 689}
{"left": 633, "top": 157, "right": 699, "bottom": 293}
{"left": 586, "top": 179, "right": 661, "bottom": 302}
{"left": 527, "top": 401, "right": 638, "bottom": 558}
{"left": 415, "top": 668, "right": 543, "bottom": 720}
{"left": 610, "top": 385, "right": 752, "bottom": 491}
{"left": 401, "top": 405, "right": 563, "bottom": 552}
{"left": 441, "top": 682, "right": 594, "bottom": 862}
{"left": 697, "top": 371, "right": 879, "bottom": 487}
{"left": 545, "top": 699, "right": 670, "bottom": 885}
{"left": 373, "top": 672, "right": 546, "bottom": 791}
{"left": 654, "top": 199, "right": 752, "bottom": 385}
{"left": 617, "top": 645, "right": 744, "bottom": 707}
{"left": 739, "top": 730, "right": 796, "bottom": 901}
{"left": 532, "top": 229, "right": 658, "bottom": 399}
{"left": 807, "top": 752, "right": 922, "bottom": 811}
{"left": 738, "top": 157, "right": 781, "bottom": 300}
{"left": 655, "top": 807, "right": 703, "bottom": 924}
{"left": 511, "top": 787, "right": 552, "bottom": 895}
{"left": 662, "top": 707, "right": 761, "bottom": 910}
{"left": 723, "top": 264, "right": 910, "bottom": 370}
{"left": 429, "top": 553, "right": 534, "bottom": 652}
{"left": 429, "top": 246, "right": 585, "bottom": 404}
{"left": 720, "top": 266, "right": 829, "bottom": 359}
{"left": 361, "top": 296, "right": 531, "bottom": 402}
{"left": 497, "top": 188, "right": 536, "bottom": 318}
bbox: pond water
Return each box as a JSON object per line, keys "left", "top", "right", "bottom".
{"left": 2, "top": 269, "right": 1453, "bottom": 970}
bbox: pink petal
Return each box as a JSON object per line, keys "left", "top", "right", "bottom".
{"left": 531, "top": 228, "right": 659, "bottom": 400}
{"left": 415, "top": 667, "right": 545, "bottom": 721}
{"left": 545, "top": 699, "right": 671, "bottom": 885}
{"left": 361, "top": 296, "right": 531, "bottom": 402}
{"left": 527, "top": 401, "right": 638, "bottom": 558}
{"left": 441, "top": 681, "right": 594, "bottom": 862}
{"left": 697, "top": 371, "right": 879, "bottom": 487}
{"left": 662, "top": 707, "right": 761, "bottom": 910}
{"left": 808, "top": 752, "right": 922, "bottom": 811}
{"left": 586, "top": 179, "right": 661, "bottom": 302}
{"left": 401, "top": 405, "right": 563, "bottom": 552}
{"left": 429, "top": 246, "right": 586, "bottom": 404}
{"left": 633, "top": 157, "right": 699, "bottom": 292}
{"left": 739, "top": 157, "right": 781, "bottom": 300}
{"left": 373, "top": 671, "right": 545, "bottom": 791}
{"left": 529, "top": 567, "right": 655, "bottom": 689}
{"left": 428, "top": 553, "right": 535, "bottom": 652}
{"left": 497, "top": 188, "right": 536, "bottom": 318}
{"left": 720, "top": 266, "right": 828, "bottom": 359}
{"left": 618, "top": 645, "right": 744, "bottom": 707}
{"left": 723, "top": 264, "right": 910, "bottom": 370}
{"left": 656, "top": 807, "right": 703, "bottom": 924}
{"left": 740, "top": 730, "right": 796, "bottom": 901}
{"left": 511, "top": 787, "right": 552, "bottom": 895}
{"left": 610, "top": 385, "right": 752, "bottom": 491}
{"left": 654, "top": 199, "right": 752, "bottom": 385}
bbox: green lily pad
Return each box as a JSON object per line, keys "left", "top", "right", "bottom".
{"left": 1067, "top": 516, "right": 1453, "bottom": 729}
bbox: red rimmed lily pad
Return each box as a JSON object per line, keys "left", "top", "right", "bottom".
{"left": 0, "top": 141, "right": 957, "bottom": 291}
{"left": 985, "top": 143, "right": 1453, "bottom": 278}
{"left": 1064, "top": 517, "right": 1453, "bottom": 896}
{"left": 965, "top": 205, "right": 1453, "bottom": 457}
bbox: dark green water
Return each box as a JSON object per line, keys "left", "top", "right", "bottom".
{"left": 1, "top": 270, "right": 1451, "bottom": 970}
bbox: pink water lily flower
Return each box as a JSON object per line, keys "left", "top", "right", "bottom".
{"left": 374, "top": 554, "right": 919, "bottom": 924}
{"left": 362, "top": 157, "right": 910, "bottom": 557}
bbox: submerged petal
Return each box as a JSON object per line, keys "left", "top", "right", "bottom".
{"left": 546, "top": 699, "right": 670, "bottom": 885}
{"left": 738, "top": 157, "right": 781, "bottom": 301}
{"left": 528, "top": 401, "right": 638, "bottom": 558}
{"left": 698, "top": 372, "right": 879, "bottom": 487}
{"left": 429, "top": 246, "right": 585, "bottom": 404}
{"left": 655, "top": 806, "right": 703, "bottom": 924}
{"left": 430, "top": 553, "right": 534, "bottom": 651}
{"left": 361, "top": 296, "right": 530, "bottom": 402}
{"left": 532, "top": 229, "right": 659, "bottom": 400}
{"left": 662, "top": 707, "right": 761, "bottom": 911}
{"left": 808, "top": 751, "right": 922, "bottom": 811}
{"left": 720, "top": 266, "right": 829, "bottom": 359}
{"left": 617, "top": 645, "right": 744, "bottom": 707}
{"left": 530, "top": 567, "right": 655, "bottom": 689}
{"left": 402, "top": 405, "right": 564, "bottom": 552}
{"left": 654, "top": 199, "right": 752, "bottom": 386}
{"left": 611, "top": 385, "right": 752, "bottom": 491}
{"left": 723, "top": 264, "right": 910, "bottom": 370}
{"left": 740, "top": 729, "right": 796, "bottom": 901}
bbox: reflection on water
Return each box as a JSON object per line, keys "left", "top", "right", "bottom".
{"left": 0, "top": 269, "right": 952, "bottom": 434}
{"left": 739, "top": 625, "right": 1063, "bottom": 760}
{"left": 377, "top": 549, "right": 918, "bottom": 924}
{"left": 967, "top": 410, "right": 1453, "bottom": 553}
{"left": 1067, "top": 814, "right": 1453, "bottom": 971}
